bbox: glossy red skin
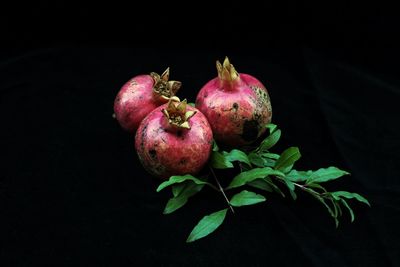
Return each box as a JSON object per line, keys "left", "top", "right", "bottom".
{"left": 195, "top": 73, "right": 272, "bottom": 146}
{"left": 114, "top": 75, "right": 167, "bottom": 133}
{"left": 135, "top": 105, "right": 213, "bottom": 179}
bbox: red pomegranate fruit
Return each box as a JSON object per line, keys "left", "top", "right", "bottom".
{"left": 135, "top": 97, "right": 213, "bottom": 179}
{"left": 114, "top": 68, "right": 181, "bottom": 133}
{"left": 195, "top": 57, "right": 272, "bottom": 146}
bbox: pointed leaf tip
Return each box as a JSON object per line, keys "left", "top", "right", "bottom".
{"left": 186, "top": 209, "right": 228, "bottom": 243}
{"left": 230, "top": 190, "right": 266, "bottom": 207}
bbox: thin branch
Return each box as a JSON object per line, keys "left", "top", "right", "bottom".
{"left": 272, "top": 176, "right": 332, "bottom": 200}
{"left": 209, "top": 166, "right": 235, "bottom": 214}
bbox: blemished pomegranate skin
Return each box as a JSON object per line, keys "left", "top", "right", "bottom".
{"left": 135, "top": 99, "right": 213, "bottom": 179}
{"left": 195, "top": 57, "right": 272, "bottom": 146}
{"left": 114, "top": 68, "right": 181, "bottom": 133}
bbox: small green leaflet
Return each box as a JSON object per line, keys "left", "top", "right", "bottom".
{"left": 222, "top": 149, "right": 251, "bottom": 166}
{"left": 340, "top": 199, "right": 355, "bottom": 222}
{"left": 172, "top": 184, "right": 186, "bottom": 197}
{"left": 210, "top": 151, "right": 234, "bottom": 169}
{"left": 288, "top": 188, "right": 297, "bottom": 200}
{"left": 331, "top": 191, "right": 370, "bottom": 206}
{"left": 259, "top": 129, "right": 281, "bottom": 151}
{"left": 262, "top": 153, "right": 280, "bottom": 160}
{"left": 164, "top": 183, "right": 205, "bottom": 214}
{"left": 306, "top": 167, "right": 350, "bottom": 184}
{"left": 186, "top": 209, "right": 228, "bottom": 243}
{"left": 248, "top": 153, "right": 275, "bottom": 167}
{"left": 264, "top": 177, "right": 286, "bottom": 197}
{"left": 248, "top": 153, "right": 266, "bottom": 167}
{"left": 306, "top": 182, "right": 327, "bottom": 192}
{"left": 247, "top": 179, "right": 273, "bottom": 192}
{"left": 283, "top": 178, "right": 295, "bottom": 191}
{"left": 280, "top": 176, "right": 296, "bottom": 200}
{"left": 164, "top": 196, "right": 189, "bottom": 214}
{"left": 230, "top": 190, "right": 266, "bottom": 207}
{"left": 265, "top": 123, "right": 278, "bottom": 134}
{"left": 212, "top": 140, "right": 219, "bottom": 152}
{"left": 227, "top": 167, "right": 285, "bottom": 189}
{"left": 157, "top": 175, "right": 210, "bottom": 192}
{"left": 314, "top": 193, "right": 339, "bottom": 227}
{"left": 274, "top": 147, "right": 301, "bottom": 172}
{"left": 286, "top": 170, "right": 313, "bottom": 182}
{"left": 188, "top": 103, "right": 196, "bottom": 107}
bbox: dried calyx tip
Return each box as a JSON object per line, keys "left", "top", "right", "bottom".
{"left": 216, "top": 56, "right": 239, "bottom": 81}
{"left": 162, "top": 98, "right": 197, "bottom": 129}
{"left": 151, "top": 68, "right": 181, "bottom": 99}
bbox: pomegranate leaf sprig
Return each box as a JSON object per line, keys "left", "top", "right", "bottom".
{"left": 156, "top": 123, "right": 370, "bottom": 243}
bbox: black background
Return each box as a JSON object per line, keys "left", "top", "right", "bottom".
{"left": 1, "top": 1, "right": 400, "bottom": 266}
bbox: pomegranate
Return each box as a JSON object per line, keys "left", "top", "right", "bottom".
{"left": 195, "top": 57, "right": 272, "bottom": 146}
{"left": 135, "top": 97, "right": 213, "bottom": 179}
{"left": 114, "top": 68, "right": 181, "bottom": 133}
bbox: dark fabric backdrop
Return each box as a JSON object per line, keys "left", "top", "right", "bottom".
{"left": 1, "top": 1, "right": 399, "bottom": 266}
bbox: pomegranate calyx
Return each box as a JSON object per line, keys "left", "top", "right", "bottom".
{"left": 216, "top": 56, "right": 239, "bottom": 82}
{"left": 151, "top": 67, "right": 182, "bottom": 99}
{"left": 162, "top": 99, "right": 197, "bottom": 129}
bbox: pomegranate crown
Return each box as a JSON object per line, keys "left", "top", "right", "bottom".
{"left": 150, "top": 68, "right": 182, "bottom": 99}
{"left": 162, "top": 97, "right": 197, "bottom": 129}
{"left": 216, "top": 56, "right": 239, "bottom": 82}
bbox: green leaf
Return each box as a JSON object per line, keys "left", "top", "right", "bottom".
{"left": 274, "top": 147, "right": 301, "bottom": 172}
{"left": 230, "top": 190, "right": 266, "bottom": 207}
{"left": 227, "top": 167, "right": 285, "bottom": 189}
{"left": 288, "top": 188, "right": 297, "bottom": 200}
{"left": 164, "top": 196, "right": 189, "bottom": 214}
{"left": 186, "top": 209, "right": 228, "bottom": 243}
{"left": 247, "top": 179, "right": 273, "bottom": 192}
{"left": 306, "top": 167, "right": 350, "bottom": 184}
{"left": 340, "top": 199, "right": 355, "bottom": 222}
{"left": 248, "top": 153, "right": 275, "bottom": 167}
{"left": 283, "top": 179, "right": 295, "bottom": 191}
{"left": 312, "top": 193, "right": 338, "bottom": 226}
{"left": 248, "top": 153, "right": 266, "bottom": 167}
{"left": 210, "top": 151, "right": 234, "bottom": 169}
{"left": 265, "top": 123, "right": 278, "bottom": 134}
{"left": 286, "top": 170, "right": 313, "bottom": 182}
{"left": 259, "top": 129, "right": 281, "bottom": 151}
{"left": 157, "top": 175, "right": 210, "bottom": 192}
{"left": 307, "top": 183, "right": 328, "bottom": 192}
{"left": 172, "top": 184, "right": 186, "bottom": 197}
{"left": 212, "top": 140, "right": 219, "bottom": 152}
{"left": 265, "top": 177, "right": 286, "bottom": 197}
{"left": 331, "top": 191, "right": 370, "bottom": 206}
{"left": 262, "top": 153, "right": 280, "bottom": 160}
{"left": 188, "top": 102, "right": 196, "bottom": 107}
{"left": 281, "top": 177, "right": 296, "bottom": 200}
{"left": 164, "top": 183, "right": 205, "bottom": 214}
{"left": 330, "top": 198, "right": 340, "bottom": 227}
{"left": 336, "top": 200, "right": 343, "bottom": 217}
{"left": 223, "top": 149, "right": 251, "bottom": 166}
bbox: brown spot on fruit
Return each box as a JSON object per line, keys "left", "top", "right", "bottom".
{"left": 179, "top": 158, "right": 187, "bottom": 165}
{"left": 149, "top": 149, "right": 157, "bottom": 159}
{"left": 232, "top": 102, "right": 239, "bottom": 111}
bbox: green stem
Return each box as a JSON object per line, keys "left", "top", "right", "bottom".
{"left": 273, "top": 176, "right": 332, "bottom": 200}
{"left": 209, "top": 166, "right": 235, "bottom": 214}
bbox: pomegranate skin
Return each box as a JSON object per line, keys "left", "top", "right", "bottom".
{"left": 195, "top": 59, "right": 272, "bottom": 146}
{"left": 114, "top": 75, "right": 162, "bottom": 132}
{"left": 114, "top": 69, "right": 181, "bottom": 133}
{"left": 135, "top": 104, "right": 213, "bottom": 179}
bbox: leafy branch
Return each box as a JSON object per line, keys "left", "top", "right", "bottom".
{"left": 156, "top": 124, "right": 370, "bottom": 242}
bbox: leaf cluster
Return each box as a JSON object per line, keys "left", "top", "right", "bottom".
{"left": 156, "top": 124, "right": 370, "bottom": 242}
